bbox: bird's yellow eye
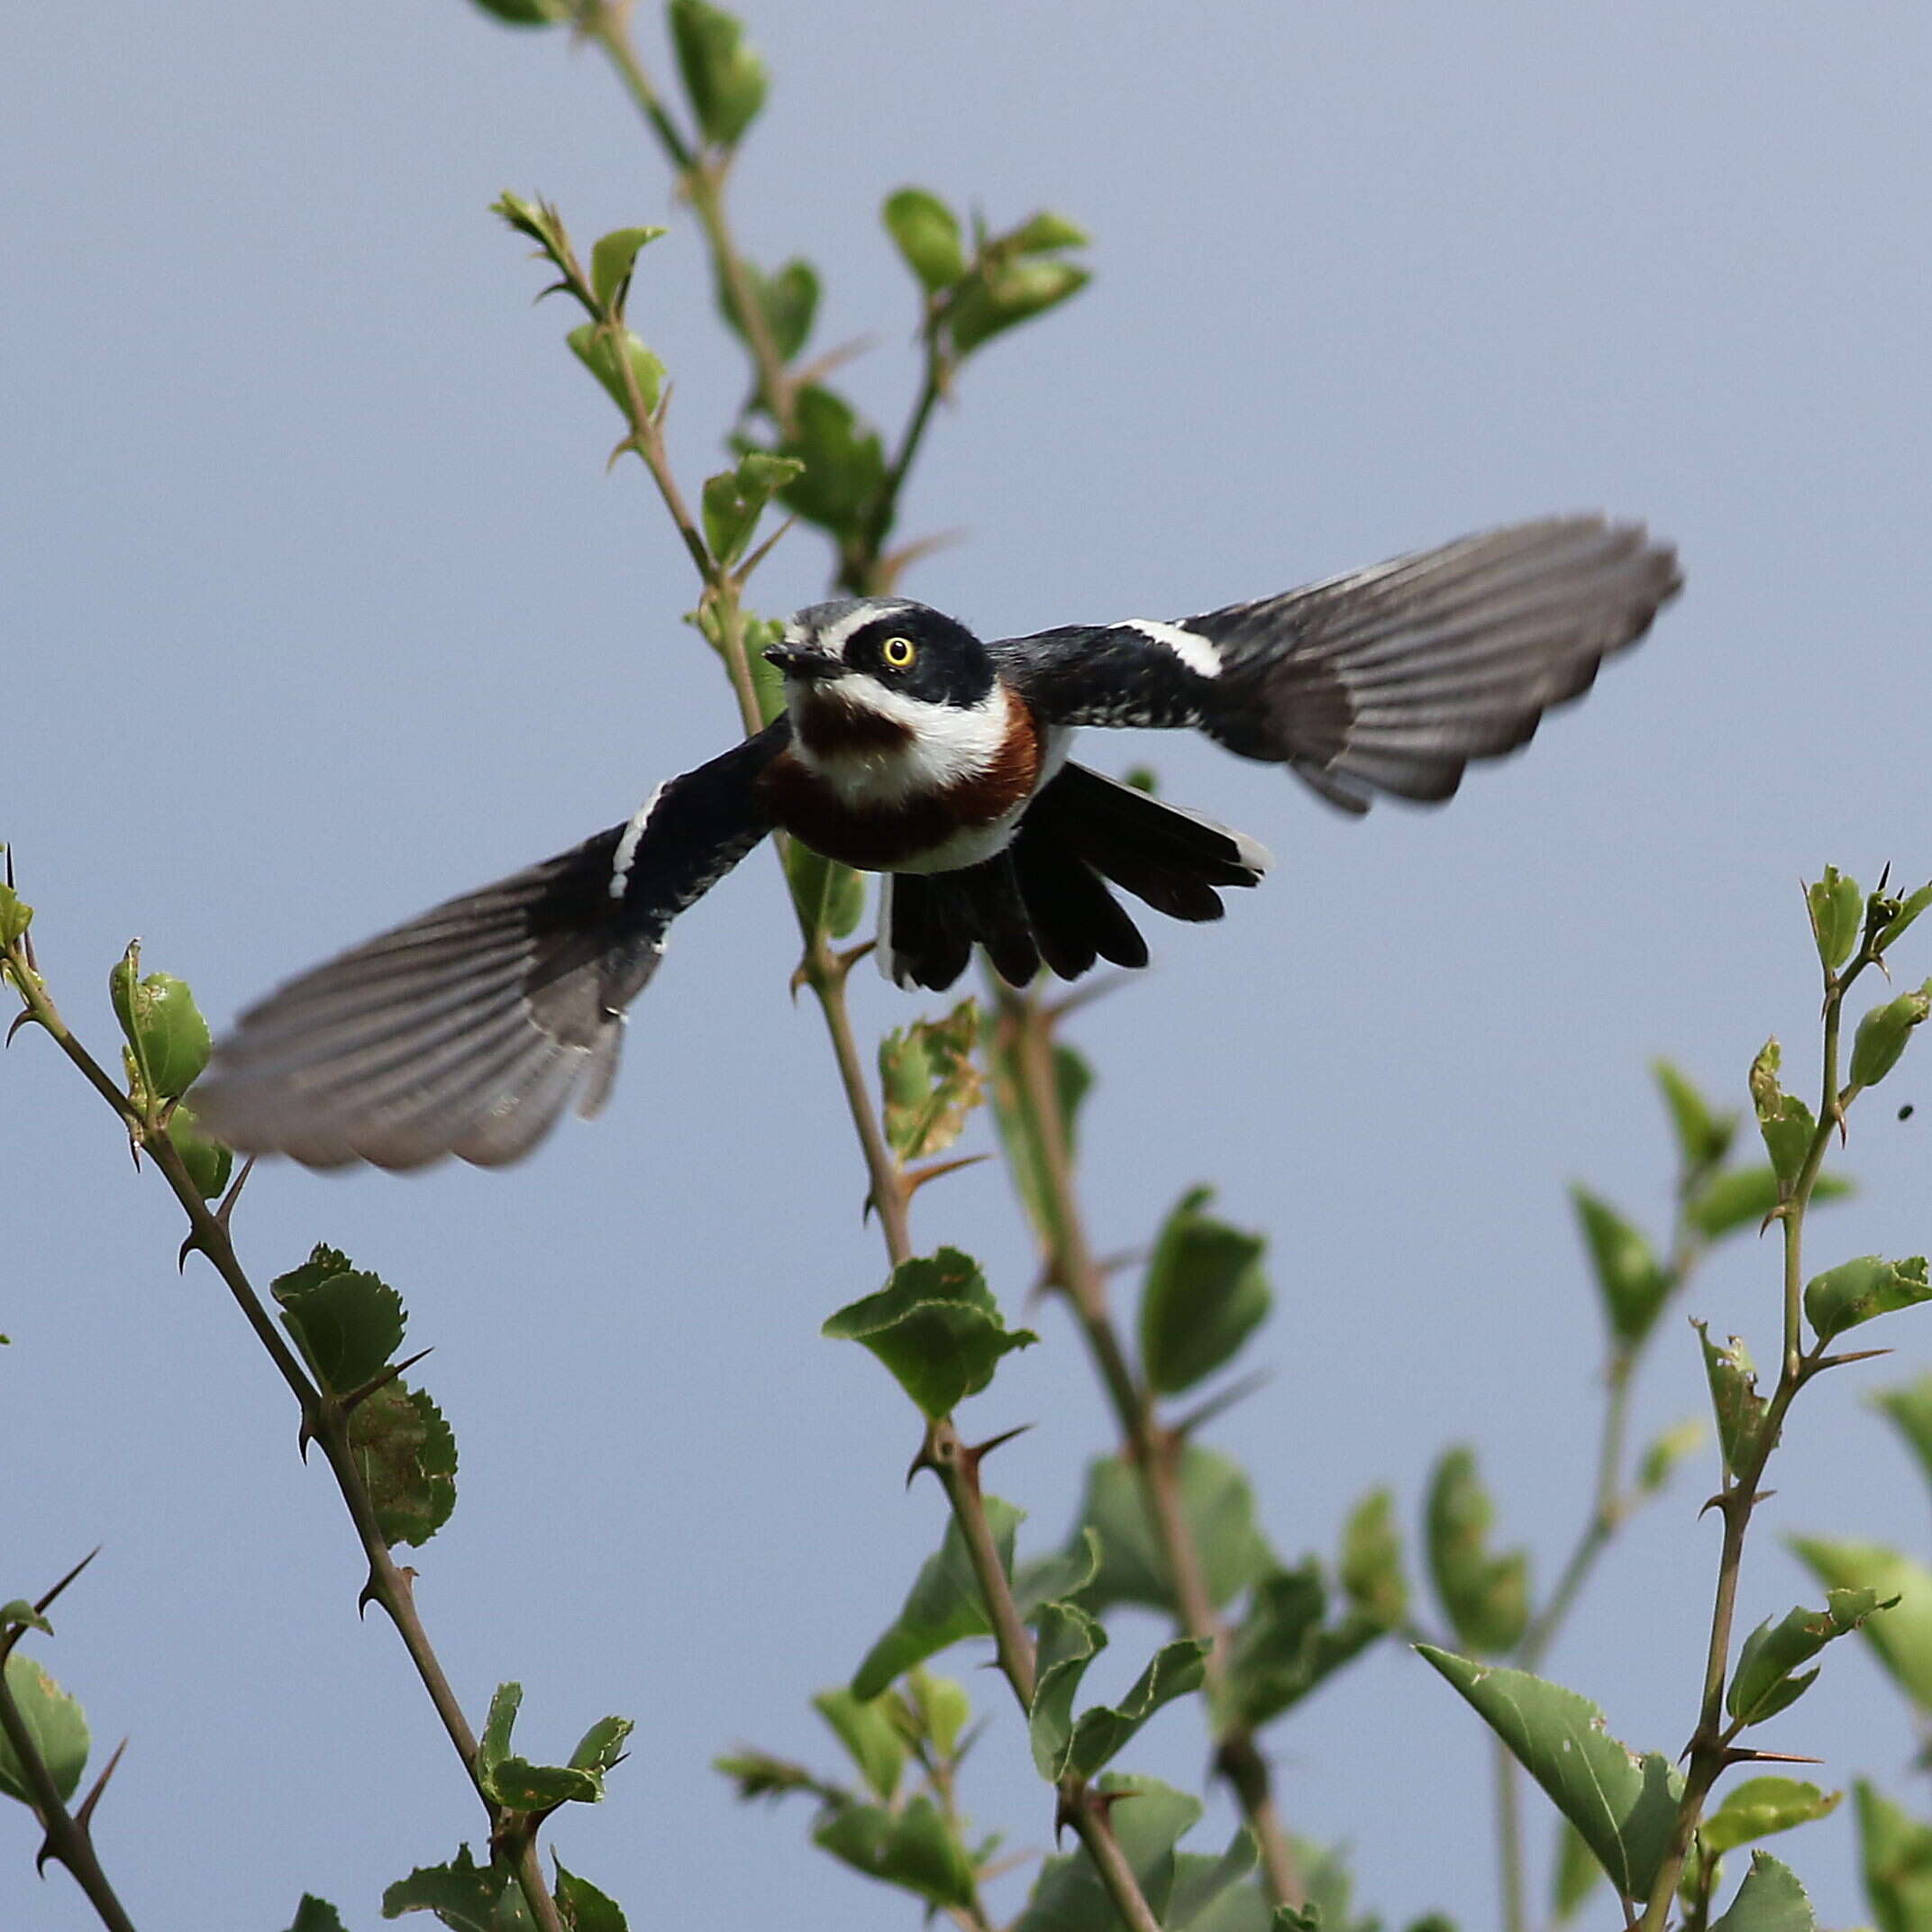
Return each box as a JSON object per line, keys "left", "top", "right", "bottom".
{"left": 880, "top": 635, "right": 917, "bottom": 670}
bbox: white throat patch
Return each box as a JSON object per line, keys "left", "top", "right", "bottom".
{"left": 788, "top": 677, "right": 1013, "bottom": 807}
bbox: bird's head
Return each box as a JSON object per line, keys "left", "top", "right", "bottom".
{"left": 765, "top": 600, "right": 994, "bottom": 718}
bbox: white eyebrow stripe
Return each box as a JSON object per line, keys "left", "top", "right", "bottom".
{"left": 820, "top": 601, "right": 912, "bottom": 656}
{"left": 1120, "top": 619, "right": 1223, "bottom": 679}
{"left": 609, "top": 784, "right": 666, "bottom": 898}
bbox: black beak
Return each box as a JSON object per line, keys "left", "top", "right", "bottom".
{"left": 763, "top": 643, "right": 848, "bottom": 684}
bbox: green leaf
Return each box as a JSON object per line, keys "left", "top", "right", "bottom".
{"left": 700, "top": 451, "right": 803, "bottom": 568}
{"left": 488, "top": 1759, "right": 602, "bottom": 1809}
{"left": 823, "top": 1247, "right": 1035, "bottom": 1417}
{"left": 1850, "top": 982, "right": 1932, "bottom": 1090}
{"left": 588, "top": 225, "right": 666, "bottom": 314}
{"left": 1552, "top": 1817, "right": 1602, "bottom": 1921}
{"left": 1636, "top": 1417, "right": 1705, "bottom": 1494}
{"left": 1788, "top": 1538, "right": 1932, "bottom": 1712}
{"left": 109, "top": 950, "right": 211, "bottom": 1098}
{"left": 1807, "top": 867, "right": 1864, "bottom": 972}
{"left": 1417, "top": 1647, "right": 1681, "bottom": 1900}
{"left": 0, "top": 1602, "right": 50, "bottom": 1636}
{"left": 1686, "top": 1166, "right": 1851, "bottom": 1240}
{"left": 1727, "top": 1590, "right": 1891, "bottom": 1725}
{"left": 285, "top": 1900, "right": 348, "bottom": 1932}
{"left": 879, "top": 1001, "right": 984, "bottom": 1161}
{"left": 906, "top": 1669, "right": 971, "bottom": 1758}
{"left": 1014, "top": 1775, "right": 1202, "bottom": 1930}
{"left": 272, "top": 1251, "right": 406, "bottom": 1395}
{"left": 1749, "top": 1040, "right": 1815, "bottom": 1185}
{"left": 351, "top": 1381, "right": 457, "bottom": 1548}
{"left": 1138, "top": 1185, "right": 1271, "bottom": 1394}
{"left": 1804, "top": 1253, "right": 1931, "bottom": 1343}
{"left": 1067, "top": 1444, "right": 1276, "bottom": 1616}
{"left": 989, "top": 1030, "right": 1094, "bottom": 1256}
{"left": 479, "top": 1681, "right": 522, "bottom": 1782}
{"left": 1339, "top": 1487, "right": 1408, "bottom": 1628}
{"left": 667, "top": 0, "right": 767, "bottom": 146}
{"left": 565, "top": 324, "right": 665, "bottom": 424}
{"left": 1875, "top": 882, "right": 1932, "bottom": 955}
{"left": 1164, "top": 1828, "right": 1262, "bottom": 1931}
{"left": 734, "top": 258, "right": 818, "bottom": 362}
{"left": 1654, "top": 1059, "right": 1737, "bottom": 1171}
{"left": 882, "top": 187, "right": 966, "bottom": 292}
{"left": 568, "top": 1715, "right": 633, "bottom": 1775}
{"left": 551, "top": 1858, "right": 626, "bottom": 1932}
{"left": 1695, "top": 1322, "right": 1769, "bottom": 1477}
{"left": 1571, "top": 1187, "right": 1671, "bottom": 1344}
{"left": 782, "top": 840, "right": 866, "bottom": 943}
{"left": 949, "top": 259, "right": 1090, "bottom": 357}
{"left": 1004, "top": 211, "right": 1090, "bottom": 253}
{"left": 1708, "top": 1851, "right": 1818, "bottom": 1931}
{"left": 814, "top": 1796, "right": 977, "bottom": 1911}
{"left": 1029, "top": 1603, "right": 1208, "bottom": 1780}
{"left": 1856, "top": 1780, "right": 1932, "bottom": 1932}
{"left": 813, "top": 1687, "right": 905, "bottom": 1801}
{"left": 1874, "top": 1372, "right": 1932, "bottom": 1496}
{"left": 0, "top": 1652, "right": 89, "bottom": 1806}
{"left": 1424, "top": 1446, "right": 1529, "bottom": 1654}
{"left": 1700, "top": 1777, "right": 1841, "bottom": 1855}
{"left": 852, "top": 1496, "right": 1023, "bottom": 1698}
{"left": 766, "top": 386, "right": 886, "bottom": 538}
{"left": 382, "top": 1844, "right": 527, "bottom": 1930}
{"left": 1013, "top": 1528, "right": 1101, "bottom": 1617}
{"left": 0, "top": 880, "right": 32, "bottom": 948}
{"left": 1225, "top": 1561, "right": 1385, "bottom": 1727}
{"left": 466, "top": 0, "right": 569, "bottom": 25}
{"left": 166, "top": 1099, "right": 233, "bottom": 1198}
{"left": 712, "top": 1748, "right": 825, "bottom": 1801}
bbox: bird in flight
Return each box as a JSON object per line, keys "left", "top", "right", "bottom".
{"left": 195, "top": 515, "right": 1679, "bottom": 1171}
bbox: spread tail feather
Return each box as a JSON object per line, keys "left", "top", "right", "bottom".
{"left": 880, "top": 763, "right": 1268, "bottom": 991}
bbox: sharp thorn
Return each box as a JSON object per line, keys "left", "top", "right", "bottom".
{"left": 74, "top": 1736, "right": 129, "bottom": 1835}
{"left": 788, "top": 958, "right": 811, "bottom": 1000}
{"left": 177, "top": 1231, "right": 201, "bottom": 1274}
{"left": 215, "top": 1156, "right": 256, "bottom": 1226}
{"left": 1699, "top": 1490, "right": 1729, "bottom": 1519}
{"left": 5, "top": 1007, "right": 37, "bottom": 1049}
{"left": 963, "top": 1423, "right": 1034, "bottom": 1474}
{"left": 1725, "top": 1745, "right": 1824, "bottom": 1766}
{"left": 35, "top": 1548, "right": 102, "bottom": 1618}
{"left": 838, "top": 938, "right": 879, "bottom": 971}
{"left": 1818, "top": 1345, "right": 1894, "bottom": 1369}
{"left": 905, "top": 1153, "right": 992, "bottom": 1198}
{"left": 737, "top": 514, "right": 798, "bottom": 583}
{"left": 1053, "top": 1788, "right": 1076, "bottom": 1844}
{"left": 296, "top": 1417, "right": 315, "bottom": 1463}
{"left": 34, "top": 1833, "right": 57, "bottom": 1878}
{"left": 358, "top": 1573, "right": 381, "bottom": 1619}
{"left": 1172, "top": 1368, "right": 1276, "bottom": 1440}
{"left": 339, "top": 1347, "right": 433, "bottom": 1418}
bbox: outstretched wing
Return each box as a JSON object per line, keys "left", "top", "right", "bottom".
{"left": 990, "top": 515, "right": 1680, "bottom": 813}
{"left": 194, "top": 723, "right": 788, "bottom": 1171}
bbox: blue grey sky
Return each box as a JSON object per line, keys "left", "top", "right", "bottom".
{"left": 8, "top": 4, "right": 1932, "bottom": 1927}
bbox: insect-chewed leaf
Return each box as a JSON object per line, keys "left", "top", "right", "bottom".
{"left": 850, "top": 1496, "right": 1023, "bottom": 1699}
{"left": 1748, "top": 1040, "right": 1816, "bottom": 1185}
{"left": 551, "top": 1858, "right": 627, "bottom": 1932}
{"left": 350, "top": 1381, "right": 457, "bottom": 1548}
{"left": 1805, "top": 1253, "right": 1931, "bottom": 1343}
{"left": 1708, "top": 1850, "right": 1818, "bottom": 1931}
{"left": 1137, "top": 1184, "right": 1271, "bottom": 1394}
{"left": 1687, "top": 1167, "right": 1851, "bottom": 1240}
{"left": 879, "top": 1000, "right": 983, "bottom": 1161}
{"left": 1028, "top": 1602, "right": 1207, "bottom": 1782}
{"left": 281, "top": 1899, "right": 348, "bottom": 1932}
{"left": 1787, "top": 1537, "right": 1932, "bottom": 1713}
{"left": 1727, "top": 1590, "right": 1891, "bottom": 1727}
{"left": 1695, "top": 1321, "right": 1769, "bottom": 1477}
{"left": 271, "top": 1245, "right": 406, "bottom": 1395}
{"left": 1700, "top": 1777, "right": 1841, "bottom": 1855}
{"left": 1425, "top": 1446, "right": 1528, "bottom": 1655}
{"left": 569, "top": 1715, "right": 634, "bottom": 1776}
{"left": 1417, "top": 1648, "right": 1681, "bottom": 1901}
{"left": 110, "top": 951, "right": 211, "bottom": 1098}
{"left": 0, "top": 1652, "right": 89, "bottom": 1806}
{"left": 381, "top": 1844, "right": 522, "bottom": 1931}
{"left": 822, "top": 1248, "right": 1034, "bottom": 1417}
{"left": 701, "top": 450, "right": 803, "bottom": 567}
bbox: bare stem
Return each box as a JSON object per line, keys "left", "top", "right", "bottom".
{"left": 998, "top": 984, "right": 1306, "bottom": 1909}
